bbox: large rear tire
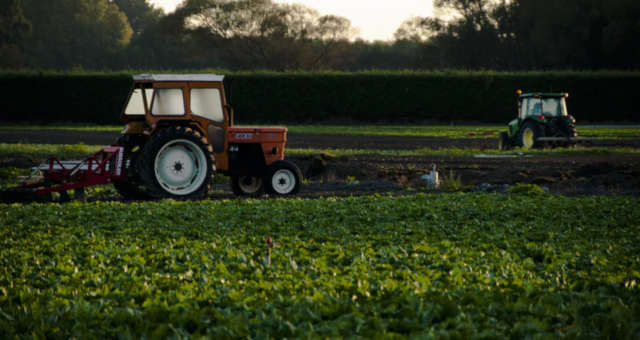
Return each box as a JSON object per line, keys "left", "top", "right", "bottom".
{"left": 113, "top": 134, "right": 150, "bottom": 200}
{"left": 137, "top": 126, "right": 215, "bottom": 199}
{"left": 264, "top": 160, "right": 302, "bottom": 196}
{"left": 519, "top": 122, "right": 543, "bottom": 149}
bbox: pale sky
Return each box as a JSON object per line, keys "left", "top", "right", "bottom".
{"left": 149, "top": 0, "right": 434, "bottom": 41}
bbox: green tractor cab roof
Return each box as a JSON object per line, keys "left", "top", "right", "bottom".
{"left": 517, "top": 91, "right": 569, "bottom": 99}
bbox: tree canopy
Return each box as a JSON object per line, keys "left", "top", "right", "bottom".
{"left": 3, "top": 0, "right": 639, "bottom": 70}
{"left": 179, "top": 0, "right": 355, "bottom": 70}
{"left": 0, "top": 0, "right": 32, "bottom": 68}
{"left": 20, "top": 0, "right": 133, "bottom": 69}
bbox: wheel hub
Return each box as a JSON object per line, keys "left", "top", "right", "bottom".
{"left": 173, "top": 161, "right": 183, "bottom": 173}
{"left": 523, "top": 128, "right": 534, "bottom": 148}
{"left": 271, "top": 169, "right": 295, "bottom": 194}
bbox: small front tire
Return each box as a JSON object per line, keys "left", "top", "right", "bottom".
{"left": 265, "top": 160, "right": 302, "bottom": 196}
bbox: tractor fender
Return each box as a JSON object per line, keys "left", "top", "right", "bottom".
{"left": 520, "top": 118, "right": 543, "bottom": 131}
{"left": 150, "top": 121, "right": 204, "bottom": 137}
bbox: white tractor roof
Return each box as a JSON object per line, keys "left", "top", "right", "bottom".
{"left": 133, "top": 74, "right": 225, "bottom": 82}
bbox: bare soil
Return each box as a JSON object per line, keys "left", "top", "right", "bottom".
{"left": 1, "top": 130, "right": 639, "bottom": 197}
{"left": 288, "top": 153, "right": 640, "bottom": 196}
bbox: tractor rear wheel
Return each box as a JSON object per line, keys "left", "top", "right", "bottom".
{"left": 498, "top": 132, "right": 511, "bottom": 150}
{"left": 265, "top": 160, "right": 302, "bottom": 196}
{"left": 231, "top": 176, "right": 264, "bottom": 196}
{"left": 113, "top": 134, "right": 150, "bottom": 200}
{"left": 137, "top": 126, "right": 215, "bottom": 199}
{"left": 519, "top": 122, "right": 543, "bottom": 149}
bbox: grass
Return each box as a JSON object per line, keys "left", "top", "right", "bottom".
{"left": 0, "top": 124, "right": 124, "bottom": 132}
{"left": 0, "top": 143, "right": 102, "bottom": 160}
{"left": 576, "top": 127, "right": 640, "bottom": 139}
{"left": 287, "top": 146, "right": 640, "bottom": 157}
{"left": 1, "top": 124, "right": 639, "bottom": 139}
{"left": 289, "top": 125, "right": 640, "bottom": 140}
{"left": 288, "top": 125, "right": 505, "bottom": 138}
{"left": 438, "top": 170, "right": 464, "bottom": 192}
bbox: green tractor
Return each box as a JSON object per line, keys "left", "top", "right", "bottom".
{"left": 499, "top": 90, "right": 579, "bottom": 150}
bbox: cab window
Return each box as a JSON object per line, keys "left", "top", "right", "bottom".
{"left": 521, "top": 98, "right": 534, "bottom": 118}
{"left": 124, "top": 88, "right": 146, "bottom": 115}
{"left": 152, "top": 88, "right": 185, "bottom": 116}
{"left": 190, "top": 88, "right": 224, "bottom": 122}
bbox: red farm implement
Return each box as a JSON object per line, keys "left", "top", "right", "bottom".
{"left": 1, "top": 146, "right": 125, "bottom": 202}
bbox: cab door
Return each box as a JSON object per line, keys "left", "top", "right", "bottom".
{"left": 188, "top": 82, "right": 230, "bottom": 170}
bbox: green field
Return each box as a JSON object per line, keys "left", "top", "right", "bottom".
{"left": 1, "top": 122, "right": 639, "bottom": 337}
{"left": 1, "top": 124, "right": 639, "bottom": 139}
{"left": 1, "top": 194, "right": 639, "bottom": 338}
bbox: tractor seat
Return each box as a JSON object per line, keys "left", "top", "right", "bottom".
{"left": 532, "top": 103, "right": 542, "bottom": 114}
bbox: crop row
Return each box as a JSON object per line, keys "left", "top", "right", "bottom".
{"left": 1, "top": 194, "right": 639, "bottom": 337}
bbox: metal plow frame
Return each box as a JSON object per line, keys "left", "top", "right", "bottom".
{"left": 1, "top": 146, "right": 125, "bottom": 202}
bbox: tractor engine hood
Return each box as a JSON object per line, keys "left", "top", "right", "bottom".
{"left": 228, "top": 126, "right": 287, "bottom": 144}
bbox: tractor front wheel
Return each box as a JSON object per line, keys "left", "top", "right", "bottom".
{"left": 498, "top": 132, "right": 511, "bottom": 150}
{"left": 567, "top": 124, "right": 578, "bottom": 147}
{"left": 265, "top": 160, "right": 302, "bottom": 196}
{"left": 137, "top": 126, "right": 215, "bottom": 199}
{"left": 519, "top": 122, "right": 543, "bottom": 149}
{"left": 231, "top": 176, "right": 264, "bottom": 196}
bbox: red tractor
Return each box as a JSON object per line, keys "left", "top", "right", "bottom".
{"left": 2, "top": 74, "right": 302, "bottom": 201}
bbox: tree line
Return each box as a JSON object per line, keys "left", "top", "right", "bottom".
{"left": 1, "top": 0, "right": 638, "bottom": 71}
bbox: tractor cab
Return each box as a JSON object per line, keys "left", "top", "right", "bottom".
{"left": 518, "top": 92, "right": 569, "bottom": 119}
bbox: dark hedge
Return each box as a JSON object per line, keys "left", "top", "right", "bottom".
{"left": 1, "top": 71, "right": 638, "bottom": 125}
{"left": 0, "top": 72, "right": 132, "bottom": 125}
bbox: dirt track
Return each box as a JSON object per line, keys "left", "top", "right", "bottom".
{"left": 1, "top": 129, "right": 639, "bottom": 196}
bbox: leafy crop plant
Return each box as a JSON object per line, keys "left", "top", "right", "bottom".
{"left": 1, "top": 194, "right": 639, "bottom": 338}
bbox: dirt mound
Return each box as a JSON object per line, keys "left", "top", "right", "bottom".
{"left": 575, "top": 162, "right": 618, "bottom": 176}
